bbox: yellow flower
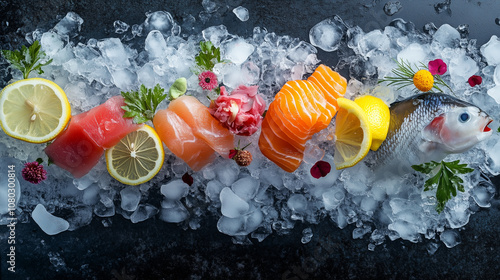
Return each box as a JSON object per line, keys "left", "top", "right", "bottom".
{"left": 413, "top": 69, "right": 434, "bottom": 92}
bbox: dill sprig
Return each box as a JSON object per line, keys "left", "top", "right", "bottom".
{"left": 379, "top": 59, "right": 453, "bottom": 93}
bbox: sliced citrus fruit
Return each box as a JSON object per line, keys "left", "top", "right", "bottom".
{"left": 354, "top": 95, "right": 390, "bottom": 151}
{"left": 106, "top": 125, "right": 164, "bottom": 185}
{"left": 334, "top": 98, "right": 372, "bottom": 170}
{"left": 0, "top": 78, "right": 71, "bottom": 143}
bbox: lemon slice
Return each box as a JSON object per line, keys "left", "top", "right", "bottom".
{"left": 0, "top": 78, "right": 71, "bottom": 143}
{"left": 106, "top": 125, "right": 164, "bottom": 185}
{"left": 334, "top": 98, "right": 372, "bottom": 170}
{"left": 354, "top": 95, "right": 390, "bottom": 151}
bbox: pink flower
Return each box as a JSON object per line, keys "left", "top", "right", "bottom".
{"left": 428, "top": 59, "right": 447, "bottom": 75}
{"left": 209, "top": 85, "right": 266, "bottom": 136}
{"left": 22, "top": 161, "right": 47, "bottom": 184}
{"left": 198, "top": 71, "right": 218, "bottom": 90}
{"left": 310, "top": 161, "right": 331, "bottom": 179}
{"left": 468, "top": 75, "right": 482, "bottom": 87}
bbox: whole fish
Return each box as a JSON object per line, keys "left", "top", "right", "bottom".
{"left": 367, "top": 93, "right": 493, "bottom": 175}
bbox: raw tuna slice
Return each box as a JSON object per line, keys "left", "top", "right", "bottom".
{"left": 78, "top": 96, "right": 143, "bottom": 149}
{"left": 45, "top": 112, "right": 104, "bottom": 178}
{"left": 45, "top": 96, "right": 142, "bottom": 178}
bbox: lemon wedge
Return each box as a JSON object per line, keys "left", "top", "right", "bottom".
{"left": 0, "top": 78, "right": 71, "bottom": 143}
{"left": 106, "top": 125, "right": 164, "bottom": 185}
{"left": 334, "top": 98, "right": 372, "bottom": 170}
{"left": 354, "top": 95, "right": 390, "bottom": 151}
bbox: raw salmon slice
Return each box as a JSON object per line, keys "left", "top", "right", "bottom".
{"left": 258, "top": 64, "right": 346, "bottom": 172}
{"left": 167, "top": 96, "right": 234, "bottom": 158}
{"left": 153, "top": 109, "right": 215, "bottom": 171}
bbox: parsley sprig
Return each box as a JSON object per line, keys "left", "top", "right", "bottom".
{"left": 121, "top": 84, "right": 167, "bottom": 124}
{"left": 412, "top": 160, "right": 474, "bottom": 213}
{"left": 194, "top": 41, "right": 223, "bottom": 71}
{"left": 1, "top": 41, "right": 53, "bottom": 79}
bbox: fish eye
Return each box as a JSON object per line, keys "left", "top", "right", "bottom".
{"left": 459, "top": 112, "right": 470, "bottom": 123}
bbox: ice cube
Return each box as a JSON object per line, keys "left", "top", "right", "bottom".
{"left": 159, "top": 202, "right": 189, "bottom": 223}
{"left": 220, "top": 187, "right": 250, "bottom": 218}
{"left": 352, "top": 226, "right": 372, "bottom": 239}
{"left": 215, "top": 160, "right": 240, "bottom": 186}
{"left": 113, "top": 20, "right": 130, "bottom": 34}
{"left": 202, "top": 25, "right": 229, "bottom": 46}
{"left": 110, "top": 68, "right": 138, "bottom": 91}
{"left": 83, "top": 184, "right": 100, "bottom": 205}
{"left": 481, "top": 35, "right": 500, "bottom": 66}
{"left": 260, "top": 168, "right": 284, "bottom": 189}
{"left": 130, "top": 204, "right": 159, "bottom": 223}
{"left": 388, "top": 220, "right": 420, "bottom": 243}
{"left": 233, "top": 6, "right": 249, "bottom": 22}
{"left": 120, "top": 186, "right": 141, "bottom": 212}
{"left": 205, "top": 180, "right": 224, "bottom": 202}
{"left": 360, "top": 197, "right": 378, "bottom": 214}
{"left": 357, "top": 30, "right": 390, "bottom": 58}
{"left": 471, "top": 186, "right": 493, "bottom": 208}
{"left": 144, "top": 11, "right": 177, "bottom": 37}
{"left": 231, "top": 176, "right": 260, "bottom": 201}
{"left": 397, "top": 43, "right": 428, "bottom": 65}
{"left": 32, "top": 204, "right": 70, "bottom": 235}
{"left": 160, "top": 179, "right": 189, "bottom": 201}
{"left": 66, "top": 206, "right": 93, "bottom": 231}
{"left": 97, "top": 38, "right": 131, "bottom": 68}
{"left": 449, "top": 52, "right": 479, "bottom": 87}
{"left": 309, "top": 17, "right": 345, "bottom": 52}
{"left": 217, "top": 216, "right": 244, "bottom": 236}
{"left": 222, "top": 37, "right": 255, "bottom": 65}
{"left": 494, "top": 65, "right": 500, "bottom": 85}
{"left": 444, "top": 202, "right": 471, "bottom": 229}
{"left": 301, "top": 228, "right": 313, "bottom": 244}
{"left": 145, "top": 30, "right": 168, "bottom": 59}
{"left": 41, "top": 31, "right": 65, "bottom": 56}
{"left": 440, "top": 229, "right": 461, "bottom": 248}
{"left": 383, "top": 1, "right": 403, "bottom": 16}
{"left": 487, "top": 85, "right": 500, "bottom": 104}
{"left": 322, "top": 186, "right": 345, "bottom": 210}
{"left": 287, "top": 194, "right": 308, "bottom": 213}
{"left": 287, "top": 41, "right": 317, "bottom": 63}
{"left": 53, "top": 12, "right": 84, "bottom": 38}
{"left": 432, "top": 24, "right": 460, "bottom": 48}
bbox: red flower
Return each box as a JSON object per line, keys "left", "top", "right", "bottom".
{"left": 22, "top": 161, "right": 47, "bottom": 184}
{"left": 209, "top": 85, "right": 266, "bottom": 136}
{"left": 428, "top": 59, "right": 447, "bottom": 75}
{"left": 468, "top": 75, "right": 482, "bottom": 87}
{"left": 228, "top": 149, "right": 238, "bottom": 159}
{"left": 198, "top": 71, "right": 218, "bottom": 90}
{"left": 310, "top": 161, "right": 331, "bottom": 179}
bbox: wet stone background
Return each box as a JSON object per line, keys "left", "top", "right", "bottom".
{"left": 1, "top": 0, "right": 500, "bottom": 279}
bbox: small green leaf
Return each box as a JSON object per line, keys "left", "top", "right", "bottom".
{"left": 121, "top": 84, "right": 167, "bottom": 124}
{"left": 1, "top": 40, "right": 52, "bottom": 79}
{"left": 169, "top": 77, "right": 187, "bottom": 100}
{"left": 36, "top": 158, "right": 44, "bottom": 164}
{"left": 413, "top": 160, "right": 474, "bottom": 213}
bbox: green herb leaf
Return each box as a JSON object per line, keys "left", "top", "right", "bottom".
{"left": 412, "top": 160, "right": 474, "bottom": 213}
{"left": 194, "top": 41, "right": 224, "bottom": 71}
{"left": 121, "top": 84, "right": 167, "bottom": 124}
{"left": 2, "top": 40, "right": 53, "bottom": 79}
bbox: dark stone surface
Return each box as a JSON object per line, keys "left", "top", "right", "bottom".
{"left": 2, "top": 0, "right": 500, "bottom": 279}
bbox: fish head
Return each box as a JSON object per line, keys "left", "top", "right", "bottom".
{"left": 422, "top": 105, "right": 493, "bottom": 154}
